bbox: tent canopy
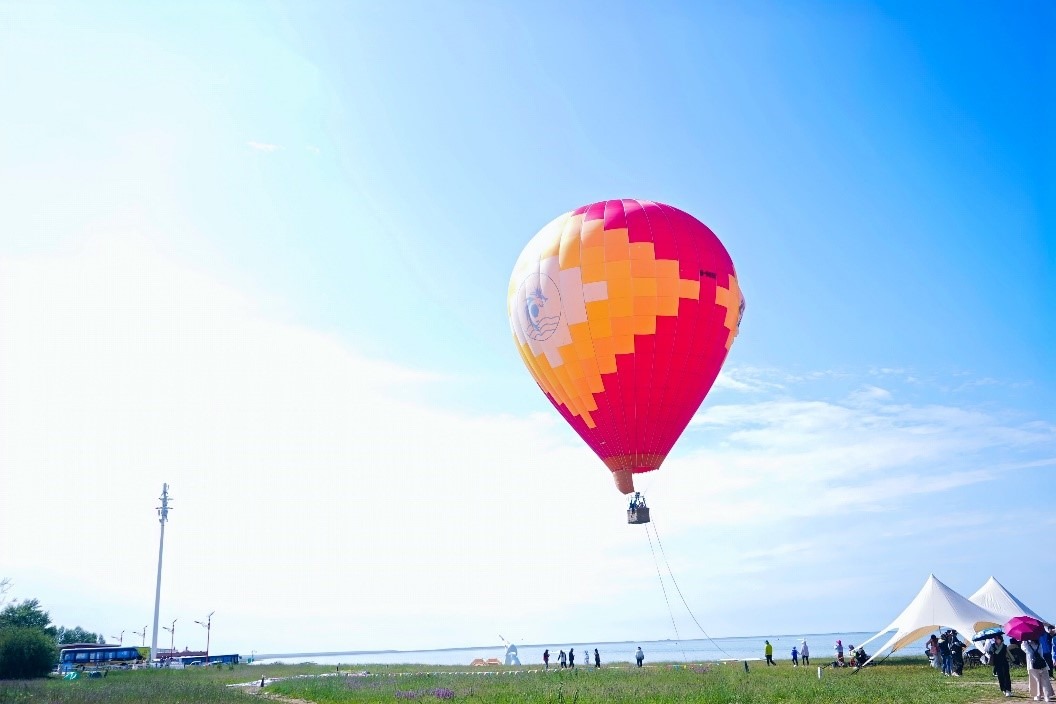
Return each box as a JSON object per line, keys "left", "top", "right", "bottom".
{"left": 968, "top": 577, "right": 1047, "bottom": 624}
{"left": 860, "top": 575, "right": 1003, "bottom": 665}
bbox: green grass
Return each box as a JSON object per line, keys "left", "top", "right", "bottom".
{"left": 267, "top": 659, "right": 1014, "bottom": 704}
{"left": 0, "top": 664, "right": 292, "bottom": 704}
{"left": 0, "top": 659, "right": 1021, "bottom": 704}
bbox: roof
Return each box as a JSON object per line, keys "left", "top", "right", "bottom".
{"left": 859, "top": 574, "right": 1004, "bottom": 665}
{"left": 968, "top": 577, "right": 1047, "bottom": 623}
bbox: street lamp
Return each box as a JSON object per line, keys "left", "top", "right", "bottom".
{"left": 111, "top": 630, "right": 124, "bottom": 646}
{"left": 194, "top": 611, "right": 214, "bottom": 662}
{"left": 161, "top": 619, "right": 176, "bottom": 658}
{"left": 133, "top": 626, "right": 147, "bottom": 647}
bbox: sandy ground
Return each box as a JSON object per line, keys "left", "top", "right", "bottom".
{"left": 960, "top": 672, "right": 1053, "bottom": 703}
{"left": 241, "top": 686, "right": 314, "bottom": 704}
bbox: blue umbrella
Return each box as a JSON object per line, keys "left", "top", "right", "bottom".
{"left": 972, "top": 627, "right": 1003, "bottom": 642}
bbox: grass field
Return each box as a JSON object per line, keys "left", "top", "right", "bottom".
{"left": 0, "top": 659, "right": 1026, "bottom": 703}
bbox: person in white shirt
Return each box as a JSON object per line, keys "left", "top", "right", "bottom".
{"left": 1024, "top": 639, "right": 1053, "bottom": 702}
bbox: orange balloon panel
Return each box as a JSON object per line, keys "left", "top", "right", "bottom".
{"left": 508, "top": 200, "right": 744, "bottom": 494}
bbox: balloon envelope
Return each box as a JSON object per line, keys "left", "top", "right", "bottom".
{"left": 508, "top": 199, "right": 744, "bottom": 494}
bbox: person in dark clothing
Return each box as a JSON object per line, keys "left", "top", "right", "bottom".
{"left": 543, "top": 649, "right": 550, "bottom": 670}
{"left": 1009, "top": 639, "right": 1026, "bottom": 667}
{"left": 853, "top": 647, "right": 869, "bottom": 668}
{"left": 568, "top": 648, "right": 575, "bottom": 669}
{"left": 635, "top": 647, "right": 644, "bottom": 667}
{"left": 594, "top": 649, "right": 600, "bottom": 668}
{"left": 988, "top": 635, "right": 1013, "bottom": 697}
{"left": 1043, "top": 624, "right": 1055, "bottom": 678}
{"left": 939, "top": 634, "right": 952, "bottom": 676}
{"left": 948, "top": 632, "right": 965, "bottom": 676}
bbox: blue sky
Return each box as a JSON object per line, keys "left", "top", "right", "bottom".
{"left": 0, "top": 1, "right": 1053, "bottom": 656}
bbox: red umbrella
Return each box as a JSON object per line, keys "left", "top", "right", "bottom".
{"left": 1004, "top": 616, "right": 1045, "bottom": 641}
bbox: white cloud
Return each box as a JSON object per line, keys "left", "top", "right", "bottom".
{"left": 247, "top": 141, "right": 281, "bottom": 152}
{"left": 0, "top": 235, "right": 642, "bottom": 653}
{"left": 2, "top": 237, "right": 1053, "bottom": 655}
{"left": 665, "top": 388, "right": 1053, "bottom": 533}
{"left": 714, "top": 369, "right": 783, "bottom": 393}
{"left": 848, "top": 384, "right": 892, "bottom": 403}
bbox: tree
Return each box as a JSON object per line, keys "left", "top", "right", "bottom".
{"left": 0, "top": 627, "right": 58, "bottom": 679}
{"left": 0, "top": 600, "right": 57, "bottom": 638}
{"left": 0, "top": 578, "right": 10, "bottom": 608}
{"left": 57, "top": 626, "right": 104, "bottom": 645}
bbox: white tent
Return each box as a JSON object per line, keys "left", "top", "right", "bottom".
{"left": 968, "top": 576, "right": 1047, "bottom": 623}
{"left": 859, "top": 574, "right": 1003, "bottom": 665}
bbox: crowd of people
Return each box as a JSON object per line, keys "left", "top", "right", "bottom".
{"left": 830, "top": 639, "right": 869, "bottom": 668}
{"left": 977, "top": 623, "right": 1055, "bottom": 700}
{"left": 925, "top": 630, "right": 968, "bottom": 676}
{"left": 754, "top": 638, "right": 875, "bottom": 669}
{"left": 531, "top": 622, "right": 1055, "bottom": 698}
{"left": 540, "top": 647, "right": 607, "bottom": 670}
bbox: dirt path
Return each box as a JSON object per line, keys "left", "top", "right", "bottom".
{"left": 238, "top": 686, "right": 315, "bottom": 704}
{"left": 961, "top": 674, "right": 1041, "bottom": 703}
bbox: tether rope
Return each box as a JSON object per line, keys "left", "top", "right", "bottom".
{"left": 644, "top": 522, "right": 688, "bottom": 662}
{"left": 649, "top": 518, "right": 735, "bottom": 660}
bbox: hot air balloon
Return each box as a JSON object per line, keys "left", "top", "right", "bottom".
{"left": 508, "top": 200, "right": 744, "bottom": 520}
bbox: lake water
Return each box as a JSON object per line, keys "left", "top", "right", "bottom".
{"left": 253, "top": 631, "right": 935, "bottom": 667}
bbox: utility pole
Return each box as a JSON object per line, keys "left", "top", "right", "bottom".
{"left": 195, "top": 611, "right": 215, "bottom": 662}
{"left": 133, "top": 626, "right": 147, "bottom": 647}
{"left": 111, "top": 630, "right": 124, "bottom": 646}
{"left": 161, "top": 619, "right": 177, "bottom": 657}
{"left": 149, "top": 484, "right": 172, "bottom": 662}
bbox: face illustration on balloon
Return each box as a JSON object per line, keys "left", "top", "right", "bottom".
{"left": 519, "top": 276, "right": 562, "bottom": 342}
{"left": 508, "top": 200, "right": 744, "bottom": 495}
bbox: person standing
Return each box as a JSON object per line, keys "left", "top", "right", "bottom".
{"left": 791, "top": 645, "right": 799, "bottom": 667}
{"left": 939, "top": 633, "right": 952, "bottom": 676}
{"left": 800, "top": 641, "right": 810, "bottom": 666}
{"left": 1009, "top": 639, "right": 1026, "bottom": 667}
{"left": 568, "top": 648, "right": 575, "bottom": 669}
{"left": 594, "top": 648, "right": 600, "bottom": 668}
{"left": 635, "top": 646, "right": 644, "bottom": 667}
{"left": 988, "top": 635, "right": 1013, "bottom": 698}
{"left": 835, "top": 640, "right": 844, "bottom": 667}
{"left": 543, "top": 649, "right": 550, "bottom": 670}
{"left": 558, "top": 649, "right": 566, "bottom": 668}
{"left": 764, "top": 640, "right": 775, "bottom": 666}
{"left": 1042, "top": 624, "right": 1055, "bottom": 678}
{"left": 1025, "top": 639, "right": 1053, "bottom": 702}
{"left": 949, "top": 631, "right": 965, "bottom": 676}
{"left": 927, "top": 635, "right": 940, "bottom": 669}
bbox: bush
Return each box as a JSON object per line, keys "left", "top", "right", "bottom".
{"left": 0, "top": 627, "right": 58, "bottom": 679}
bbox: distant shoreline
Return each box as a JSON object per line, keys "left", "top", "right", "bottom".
{"left": 254, "top": 631, "right": 878, "bottom": 661}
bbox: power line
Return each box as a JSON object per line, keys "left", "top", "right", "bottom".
{"left": 649, "top": 518, "right": 734, "bottom": 660}
{"left": 644, "top": 523, "right": 687, "bottom": 662}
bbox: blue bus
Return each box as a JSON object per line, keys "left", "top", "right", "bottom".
{"left": 58, "top": 645, "right": 145, "bottom": 672}
{"left": 181, "top": 653, "right": 241, "bottom": 666}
